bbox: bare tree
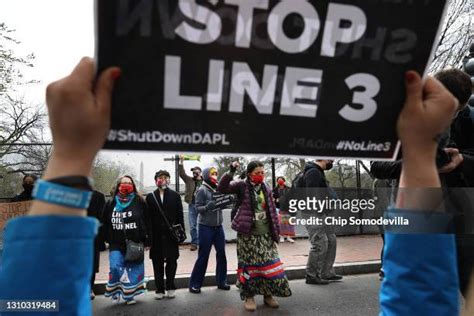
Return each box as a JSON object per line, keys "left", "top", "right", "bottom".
{"left": 213, "top": 156, "right": 249, "bottom": 177}
{"left": 0, "top": 24, "right": 45, "bottom": 156}
{"left": 258, "top": 157, "right": 306, "bottom": 184}
{"left": 92, "top": 157, "right": 135, "bottom": 195}
{"left": 430, "top": 0, "right": 473, "bottom": 72}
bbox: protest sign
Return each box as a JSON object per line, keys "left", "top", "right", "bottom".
{"left": 0, "top": 201, "right": 31, "bottom": 231}
{"left": 212, "top": 192, "right": 235, "bottom": 209}
{"left": 97, "top": 0, "right": 448, "bottom": 159}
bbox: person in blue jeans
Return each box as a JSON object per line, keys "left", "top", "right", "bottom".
{"left": 0, "top": 58, "right": 471, "bottom": 315}
{"left": 179, "top": 155, "right": 202, "bottom": 251}
{"left": 189, "top": 167, "right": 230, "bottom": 293}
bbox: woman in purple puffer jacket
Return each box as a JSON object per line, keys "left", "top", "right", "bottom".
{"left": 217, "top": 161, "right": 292, "bottom": 312}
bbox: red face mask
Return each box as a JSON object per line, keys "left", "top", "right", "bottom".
{"left": 156, "top": 179, "right": 168, "bottom": 187}
{"left": 277, "top": 179, "right": 285, "bottom": 186}
{"left": 119, "top": 183, "right": 134, "bottom": 195}
{"left": 251, "top": 175, "right": 264, "bottom": 184}
{"left": 210, "top": 175, "right": 218, "bottom": 185}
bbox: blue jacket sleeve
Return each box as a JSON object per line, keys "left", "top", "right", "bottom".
{"left": 380, "top": 211, "right": 459, "bottom": 316}
{"left": 0, "top": 215, "right": 98, "bottom": 316}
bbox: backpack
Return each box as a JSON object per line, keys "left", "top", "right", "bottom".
{"left": 291, "top": 170, "right": 307, "bottom": 188}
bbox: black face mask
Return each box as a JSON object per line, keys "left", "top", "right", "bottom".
{"left": 325, "top": 162, "right": 333, "bottom": 171}
{"left": 23, "top": 183, "right": 33, "bottom": 192}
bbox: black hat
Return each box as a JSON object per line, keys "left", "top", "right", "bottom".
{"left": 154, "top": 170, "right": 171, "bottom": 180}
{"left": 191, "top": 166, "right": 202, "bottom": 172}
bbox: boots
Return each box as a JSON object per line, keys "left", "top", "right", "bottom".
{"left": 244, "top": 297, "right": 257, "bottom": 311}
{"left": 264, "top": 295, "right": 279, "bottom": 308}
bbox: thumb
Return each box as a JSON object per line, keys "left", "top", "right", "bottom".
{"left": 95, "top": 67, "right": 121, "bottom": 114}
{"left": 403, "top": 71, "right": 423, "bottom": 113}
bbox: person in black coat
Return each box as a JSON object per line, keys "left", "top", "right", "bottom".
{"left": 101, "top": 176, "right": 150, "bottom": 304}
{"left": 11, "top": 175, "right": 37, "bottom": 202}
{"left": 87, "top": 190, "right": 106, "bottom": 300}
{"left": 146, "top": 170, "right": 185, "bottom": 299}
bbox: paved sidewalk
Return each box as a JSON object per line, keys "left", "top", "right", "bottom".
{"left": 95, "top": 235, "right": 382, "bottom": 281}
{"left": 92, "top": 275, "right": 381, "bottom": 316}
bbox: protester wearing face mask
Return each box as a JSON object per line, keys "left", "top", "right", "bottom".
{"left": 297, "top": 159, "right": 342, "bottom": 285}
{"left": 101, "top": 175, "right": 149, "bottom": 305}
{"left": 11, "top": 175, "right": 38, "bottom": 202}
{"left": 273, "top": 176, "right": 295, "bottom": 243}
{"left": 179, "top": 155, "right": 203, "bottom": 251}
{"left": 189, "top": 167, "right": 230, "bottom": 293}
{"left": 145, "top": 170, "right": 185, "bottom": 299}
{"left": 218, "top": 161, "right": 291, "bottom": 311}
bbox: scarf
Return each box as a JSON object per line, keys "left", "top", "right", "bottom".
{"left": 114, "top": 193, "right": 136, "bottom": 212}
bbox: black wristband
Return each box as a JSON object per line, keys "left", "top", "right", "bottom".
{"left": 48, "top": 176, "right": 93, "bottom": 191}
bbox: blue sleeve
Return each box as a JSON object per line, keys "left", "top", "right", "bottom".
{"left": 380, "top": 211, "right": 459, "bottom": 316}
{"left": 0, "top": 216, "right": 98, "bottom": 316}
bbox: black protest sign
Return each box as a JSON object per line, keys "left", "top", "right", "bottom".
{"left": 212, "top": 192, "right": 235, "bottom": 208}
{"left": 97, "top": 0, "right": 447, "bottom": 159}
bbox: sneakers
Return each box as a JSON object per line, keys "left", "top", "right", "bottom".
{"left": 264, "top": 295, "right": 279, "bottom": 308}
{"left": 305, "top": 277, "right": 329, "bottom": 285}
{"left": 166, "top": 290, "right": 176, "bottom": 298}
{"left": 155, "top": 292, "right": 165, "bottom": 300}
{"left": 217, "top": 284, "right": 231, "bottom": 291}
{"left": 244, "top": 297, "right": 257, "bottom": 311}
{"left": 280, "top": 236, "right": 295, "bottom": 243}
{"left": 125, "top": 299, "right": 136, "bottom": 305}
{"left": 189, "top": 287, "right": 201, "bottom": 294}
{"left": 190, "top": 244, "right": 198, "bottom": 251}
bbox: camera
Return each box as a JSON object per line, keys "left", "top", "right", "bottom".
{"left": 436, "top": 146, "right": 452, "bottom": 168}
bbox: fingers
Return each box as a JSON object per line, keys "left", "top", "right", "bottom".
{"left": 71, "top": 57, "right": 96, "bottom": 86}
{"left": 403, "top": 71, "right": 423, "bottom": 113}
{"left": 95, "top": 67, "right": 121, "bottom": 116}
{"left": 438, "top": 162, "right": 456, "bottom": 174}
{"left": 444, "top": 148, "right": 459, "bottom": 155}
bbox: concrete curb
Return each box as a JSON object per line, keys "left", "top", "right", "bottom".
{"left": 93, "top": 260, "right": 381, "bottom": 294}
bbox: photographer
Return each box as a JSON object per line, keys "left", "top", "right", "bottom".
{"left": 371, "top": 69, "right": 473, "bottom": 181}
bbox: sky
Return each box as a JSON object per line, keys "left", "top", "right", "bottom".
{"left": 0, "top": 0, "right": 221, "bottom": 186}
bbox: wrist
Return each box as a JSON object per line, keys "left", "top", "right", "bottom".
{"left": 43, "top": 154, "right": 94, "bottom": 179}
{"left": 401, "top": 145, "right": 437, "bottom": 165}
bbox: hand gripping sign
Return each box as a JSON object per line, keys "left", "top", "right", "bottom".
{"left": 96, "top": 0, "right": 448, "bottom": 160}
{"left": 212, "top": 193, "right": 235, "bottom": 209}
